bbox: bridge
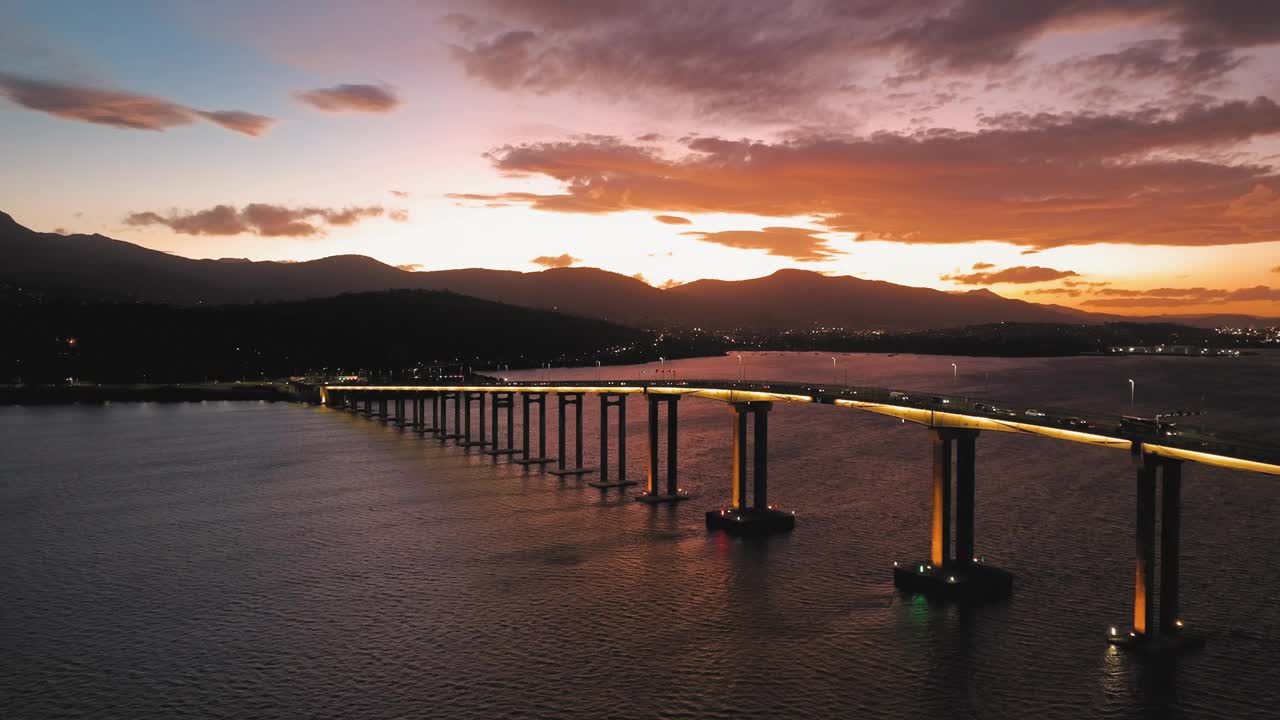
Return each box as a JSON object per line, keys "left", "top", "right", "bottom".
{"left": 320, "top": 378, "right": 1280, "bottom": 655}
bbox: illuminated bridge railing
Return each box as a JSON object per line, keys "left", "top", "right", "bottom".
{"left": 321, "top": 378, "right": 1280, "bottom": 476}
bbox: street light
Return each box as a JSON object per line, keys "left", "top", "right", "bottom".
{"left": 832, "top": 356, "right": 838, "bottom": 385}
{"left": 951, "top": 363, "right": 958, "bottom": 384}
{"left": 737, "top": 354, "right": 744, "bottom": 381}
{"left": 1129, "top": 378, "right": 1135, "bottom": 408}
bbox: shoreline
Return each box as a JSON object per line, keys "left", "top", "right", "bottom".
{"left": 0, "top": 382, "right": 308, "bottom": 406}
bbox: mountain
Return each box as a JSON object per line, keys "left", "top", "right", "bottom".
{"left": 664, "top": 269, "right": 1095, "bottom": 329}
{"left": 6, "top": 211, "right": 1270, "bottom": 331}
{"left": 1, "top": 211, "right": 415, "bottom": 305}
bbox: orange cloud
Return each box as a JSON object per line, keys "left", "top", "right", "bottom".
{"left": 124, "top": 203, "right": 399, "bottom": 237}
{"left": 682, "top": 226, "right": 838, "bottom": 262}
{"left": 1081, "top": 285, "right": 1280, "bottom": 307}
{"left": 295, "top": 84, "right": 400, "bottom": 113}
{"left": 942, "top": 265, "right": 1079, "bottom": 285}
{"left": 971, "top": 262, "right": 996, "bottom": 270}
{"left": 654, "top": 214, "right": 691, "bottom": 225}
{"left": 0, "top": 73, "right": 272, "bottom": 136}
{"left": 531, "top": 253, "right": 580, "bottom": 268}
{"left": 452, "top": 98, "right": 1280, "bottom": 249}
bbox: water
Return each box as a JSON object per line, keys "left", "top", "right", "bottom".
{"left": 3, "top": 352, "right": 1279, "bottom": 719}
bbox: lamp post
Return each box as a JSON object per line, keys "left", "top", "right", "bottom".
{"left": 832, "top": 356, "right": 838, "bottom": 385}
{"left": 596, "top": 360, "right": 601, "bottom": 381}
{"left": 951, "top": 362, "right": 958, "bottom": 384}
{"left": 737, "top": 354, "right": 744, "bottom": 382}
{"left": 1129, "top": 378, "right": 1135, "bottom": 409}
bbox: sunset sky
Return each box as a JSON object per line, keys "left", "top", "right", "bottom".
{"left": 3, "top": 0, "right": 1280, "bottom": 316}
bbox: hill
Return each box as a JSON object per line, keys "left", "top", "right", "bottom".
{"left": 1, "top": 289, "right": 650, "bottom": 384}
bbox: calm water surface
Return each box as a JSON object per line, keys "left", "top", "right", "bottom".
{"left": 3, "top": 352, "right": 1279, "bottom": 719}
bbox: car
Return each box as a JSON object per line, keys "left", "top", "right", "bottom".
{"left": 1025, "top": 409, "right": 1046, "bottom": 418}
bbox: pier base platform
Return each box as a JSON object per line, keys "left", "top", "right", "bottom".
{"left": 636, "top": 491, "right": 691, "bottom": 505}
{"left": 485, "top": 448, "right": 523, "bottom": 457}
{"left": 549, "top": 467, "right": 596, "bottom": 477}
{"left": 1106, "top": 625, "right": 1206, "bottom": 655}
{"left": 892, "top": 560, "right": 1013, "bottom": 603}
{"left": 705, "top": 507, "right": 796, "bottom": 536}
{"left": 460, "top": 440, "right": 492, "bottom": 448}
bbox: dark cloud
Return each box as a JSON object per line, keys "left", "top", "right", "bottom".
{"left": 0, "top": 73, "right": 272, "bottom": 136}
{"left": 447, "top": 1, "right": 1278, "bottom": 114}
{"left": 1081, "top": 285, "right": 1280, "bottom": 307}
{"left": 971, "top": 262, "right": 996, "bottom": 270}
{"left": 451, "top": 99, "right": 1280, "bottom": 248}
{"left": 295, "top": 84, "right": 400, "bottom": 113}
{"left": 390, "top": 190, "right": 410, "bottom": 198}
{"left": 123, "top": 203, "right": 398, "bottom": 237}
{"left": 531, "top": 253, "right": 581, "bottom": 268}
{"left": 882, "top": 1, "right": 1280, "bottom": 74}
{"left": 1273, "top": 265, "right": 1280, "bottom": 272}
{"left": 942, "top": 265, "right": 1079, "bottom": 285}
{"left": 1056, "top": 39, "right": 1245, "bottom": 90}
{"left": 654, "top": 214, "right": 691, "bottom": 225}
{"left": 447, "top": 1, "right": 926, "bottom": 118}
{"left": 681, "top": 226, "right": 837, "bottom": 262}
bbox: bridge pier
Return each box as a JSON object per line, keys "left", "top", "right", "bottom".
{"left": 1108, "top": 453, "right": 1203, "bottom": 653}
{"left": 420, "top": 392, "right": 439, "bottom": 435}
{"left": 485, "top": 392, "right": 521, "bottom": 456}
{"left": 514, "top": 392, "right": 554, "bottom": 466}
{"left": 395, "top": 396, "right": 408, "bottom": 427}
{"left": 706, "top": 402, "right": 792, "bottom": 534}
{"left": 590, "top": 393, "right": 636, "bottom": 489}
{"left": 893, "top": 428, "right": 1012, "bottom": 602}
{"left": 378, "top": 395, "right": 389, "bottom": 422}
{"left": 439, "top": 391, "right": 463, "bottom": 440}
{"left": 461, "top": 391, "right": 491, "bottom": 447}
{"left": 549, "top": 393, "right": 595, "bottom": 476}
{"left": 638, "top": 394, "right": 686, "bottom": 504}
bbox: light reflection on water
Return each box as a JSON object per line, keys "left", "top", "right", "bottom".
{"left": 1, "top": 351, "right": 1278, "bottom": 719}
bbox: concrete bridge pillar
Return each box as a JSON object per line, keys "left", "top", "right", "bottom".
{"left": 485, "top": 392, "right": 521, "bottom": 457}
{"left": 395, "top": 396, "right": 407, "bottom": 427}
{"left": 461, "top": 392, "right": 491, "bottom": 448}
{"left": 550, "top": 393, "right": 594, "bottom": 476}
{"left": 638, "top": 393, "right": 685, "bottom": 504}
{"left": 705, "top": 402, "right": 791, "bottom": 534}
{"left": 590, "top": 393, "right": 635, "bottom": 489}
{"left": 378, "top": 395, "right": 388, "bottom": 422}
{"left": 439, "top": 392, "right": 463, "bottom": 440}
{"left": 1109, "top": 453, "right": 1198, "bottom": 651}
{"left": 514, "top": 392, "right": 553, "bottom": 466}
{"left": 423, "top": 392, "right": 440, "bottom": 435}
{"left": 894, "top": 427, "right": 1011, "bottom": 601}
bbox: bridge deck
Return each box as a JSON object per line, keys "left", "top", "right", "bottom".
{"left": 321, "top": 379, "right": 1280, "bottom": 476}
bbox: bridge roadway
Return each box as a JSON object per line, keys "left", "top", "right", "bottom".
{"left": 322, "top": 378, "right": 1280, "bottom": 476}
{"left": 321, "top": 376, "right": 1280, "bottom": 653}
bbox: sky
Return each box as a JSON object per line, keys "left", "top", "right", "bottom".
{"left": 2, "top": 0, "right": 1280, "bottom": 317}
